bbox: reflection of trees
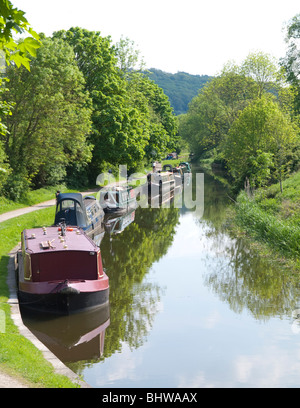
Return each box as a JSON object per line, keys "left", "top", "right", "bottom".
{"left": 194, "top": 168, "right": 300, "bottom": 320}
{"left": 202, "top": 236, "right": 299, "bottom": 320}
{"left": 99, "top": 206, "right": 179, "bottom": 358}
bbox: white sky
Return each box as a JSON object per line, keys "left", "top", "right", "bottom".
{"left": 11, "top": 0, "right": 300, "bottom": 76}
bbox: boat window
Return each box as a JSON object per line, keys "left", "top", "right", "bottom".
{"left": 61, "top": 200, "right": 75, "bottom": 210}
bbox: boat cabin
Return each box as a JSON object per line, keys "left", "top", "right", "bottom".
{"left": 55, "top": 193, "right": 104, "bottom": 233}
{"left": 99, "top": 185, "right": 136, "bottom": 214}
{"left": 179, "top": 162, "right": 191, "bottom": 173}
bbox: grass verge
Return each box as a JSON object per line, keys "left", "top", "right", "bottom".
{"left": 0, "top": 206, "right": 79, "bottom": 388}
{"left": 232, "top": 171, "right": 300, "bottom": 270}
{"left": 0, "top": 184, "right": 81, "bottom": 215}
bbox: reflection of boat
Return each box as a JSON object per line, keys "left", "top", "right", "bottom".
{"left": 148, "top": 182, "right": 182, "bottom": 208}
{"left": 99, "top": 185, "right": 137, "bottom": 214}
{"left": 104, "top": 209, "right": 136, "bottom": 235}
{"left": 21, "top": 304, "right": 110, "bottom": 362}
{"left": 17, "top": 224, "right": 109, "bottom": 314}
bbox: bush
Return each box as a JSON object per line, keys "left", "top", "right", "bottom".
{"left": 4, "top": 173, "right": 30, "bottom": 201}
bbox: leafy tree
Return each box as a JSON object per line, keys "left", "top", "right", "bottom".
{"left": 223, "top": 95, "right": 299, "bottom": 189}
{"left": 54, "top": 27, "right": 150, "bottom": 175}
{"left": 281, "top": 13, "right": 300, "bottom": 113}
{"left": 137, "top": 75, "right": 178, "bottom": 159}
{"left": 0, "top": 0, "right": 41, "bottom": 194}
{"left": 114, "top": 35, "right": 145, "bottom": 77}
{"left": 179, "top": 72, "right": 258, "bottom": 158}
{"left": 2, "top": 36, "right": 92, "bottom": 196}
{"left": 241, "top": 51, "right": 281, "bottom": 98}
{"left": 0, "top": 0, "right": 40, "bottom": 70}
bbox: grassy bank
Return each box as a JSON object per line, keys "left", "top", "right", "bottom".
{"left": 0, "top": 206, "right": 79, "bottom": 388}
{"left": 232, "top": 171, "right": 300, "bottom": 270}
{"left": 0, "top": 184, "right": 78, "bottom": 215}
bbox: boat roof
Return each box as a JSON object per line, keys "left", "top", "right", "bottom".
{"left": 23, "top": 226, "right": 99, "bottom": 254}
{"left": 56, "top": 192, "right": 84, "bottom": 206}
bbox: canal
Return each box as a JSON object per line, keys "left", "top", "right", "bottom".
{"left": 21, "top": 166, "right": 300, "bottom": 388}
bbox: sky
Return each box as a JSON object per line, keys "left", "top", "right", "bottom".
{"left": 11, "top": 0, "right": 300, "bottom": 76}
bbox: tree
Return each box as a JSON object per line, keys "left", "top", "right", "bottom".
{"left": 2, "top": 36, "right": 92, "bottom": 196}
{"left": 54, "top": 27, "right": 150, "bottom": 175}
{"left": 241, "top": 51, "right": 281, "bottom": 98}
{"left": 223, "top": 95, "right": 298, "bottom": 189}
{"left": 0, "top": 0, "right": 41, "bottom": 194}
{"left": 0, "top": 0, "right": 40, "bottom": 70}
{"left": 281, "top": 14, "right": 300, "bottom": 113}
{"left": 114, "top": 35, "right": 145, "bottom": 77}
{"left": 179, "top": 72, "right": 258, "bottom": 158}
{"left": 54, "top": 28, "right": 178, "bottom": 173}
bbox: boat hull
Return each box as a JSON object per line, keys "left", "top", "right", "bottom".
{"left": 18, "top": 282, "right": 109, "bottom": 315}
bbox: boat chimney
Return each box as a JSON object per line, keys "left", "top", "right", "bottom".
{"left": 59, "top": 219, "right": 66, "bottom": 236}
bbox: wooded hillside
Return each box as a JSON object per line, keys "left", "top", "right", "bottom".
{"left": 144, "top": 69, "right": 211, "bottom": 115}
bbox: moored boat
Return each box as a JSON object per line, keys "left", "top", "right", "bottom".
{"left": 16, "top": 223, "right": 109, "bottom": 314}
{"left": 54, "top": 192, "right": 105, "bottom": 246}
{"left": 147, "top": 170, "right": 175, "bottom": 196}
{"left": 99, "top": 185, "right": 137, "bottom": 214}
{"left": 55, "top": 193, "right": 104, "bottom": 232}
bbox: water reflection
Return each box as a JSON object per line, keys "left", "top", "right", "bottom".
{"left": 195, "top": 170, "right": 300, "bottom": 321}
{"left": 97, "top": 206, "right": 180, "bottom": 359}
{"left": 21, "top": 305, "right": 110, "bottom": 363}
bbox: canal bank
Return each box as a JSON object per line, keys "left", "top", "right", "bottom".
{"left": 4, "top": 244, "right": 91, "bottom": 388}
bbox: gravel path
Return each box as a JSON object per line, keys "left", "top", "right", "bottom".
{"left": 0, "top": 190, "right": 98, "bottom": 224}
{"left": 0, "top": 371, "right": 28, "bottom": 388}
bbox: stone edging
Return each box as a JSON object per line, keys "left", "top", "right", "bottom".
{"left": 6, "top": 245, "right": 91, "bottom": 388}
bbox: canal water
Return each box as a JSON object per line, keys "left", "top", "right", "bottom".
{"left": 21, "top": 167, "right": 300, "bottom": 388}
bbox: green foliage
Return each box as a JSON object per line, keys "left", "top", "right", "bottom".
{"left": 241, "top": 51, "right": 282, "bottom": 97}
{"left": 280, "top": 13, "right": 300, "bottom": 112}
{"left": 0, "top": 0, "right": 40, "bottom": 70}
{"left": 180, "top": 50, "right": 300, "bottom": 192}
{"left": 223, "top": 95, "right": 299, "bottom": 189}
{"left": 179, "top": 71, "right": 258, "bottom": 158}
{"left": 144, "top": 69, "right": 211, "bottom": 115}
{"left": 2, "top": 36, "right": 93, "bottom": 195}
{"left": 236, "top": 190, "right": 300, "bottom": 259}
{"left": 54, "top": 28, "right": 178, "bottom": 176}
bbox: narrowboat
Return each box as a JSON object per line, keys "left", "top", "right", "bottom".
{"left": 147, "top": 170, "right": 175, "bottom": 197}
{"left": 163, "top": 164, "right": 183, "bottom": 185}
{"left": 179, "top": 162, "right": 191, "bottom": 173}
{"left": 99, "top": 185, "right": 137, "bottom": 214}
{"left": 16, "top": 223, "right": 109, "bottom": 314}
{"left": 54, "top": 192, "right": 105, "bottom": 246}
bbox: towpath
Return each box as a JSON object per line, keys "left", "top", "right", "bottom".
{"left": 0, "top": 190, "right": 97, "bottom": 224}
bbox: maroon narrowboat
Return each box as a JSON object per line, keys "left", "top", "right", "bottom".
{"left": 16, "top": 224, "right": 109, "bottom": 314}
